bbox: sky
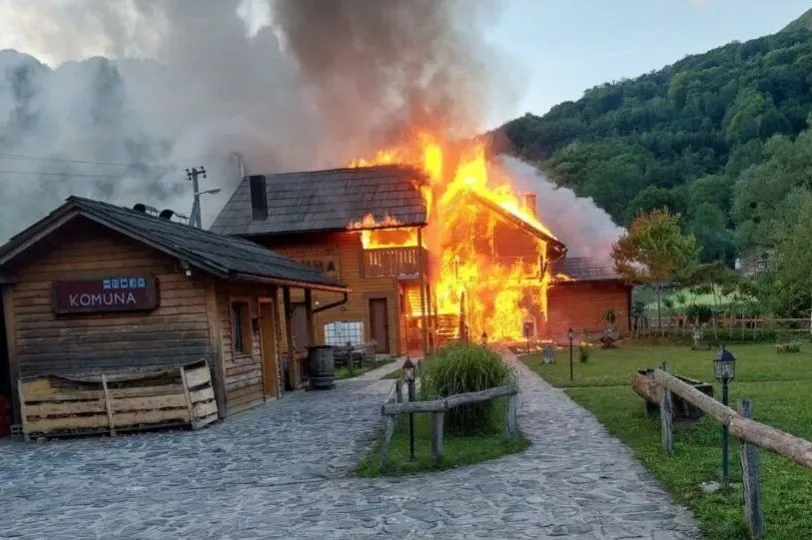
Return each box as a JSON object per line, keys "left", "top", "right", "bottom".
{"left": 0, "top": 0, "right": 809, "bottom": 128}
{"left": 483, "top": 0, "right": 811, "bottom": 125}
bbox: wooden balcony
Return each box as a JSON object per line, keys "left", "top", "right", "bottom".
{"left": 362, "top": 247, "right": 427, "bottom": 278}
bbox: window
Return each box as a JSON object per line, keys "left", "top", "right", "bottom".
{"left": 231, "top": 301, "right": 252, "bottom": 355}
{"left": 324, "top": 321, "right": 364, "bottom": 347}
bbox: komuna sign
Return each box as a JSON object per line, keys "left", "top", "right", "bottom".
{"left": 52, "top": 276, "right": 160, "bottom": 314}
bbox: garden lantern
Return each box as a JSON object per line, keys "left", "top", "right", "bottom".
{"left": 402, "top": 357, "right": 416, "bottom": 460}
{"left": 713, "top": 345, "right": 736, "bottom": 488}
{"left": 568, "top": 328, "right": 575, "bottom": 381}
{"left": 713, "top": 346, "right": 736, "bottom": 385}
{"left": 403, "top": 357, "right": 416, "bottom": 383}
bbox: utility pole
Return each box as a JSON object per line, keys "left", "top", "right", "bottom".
{"left": 186, "top": 166, "right": 207, "bottom": 228}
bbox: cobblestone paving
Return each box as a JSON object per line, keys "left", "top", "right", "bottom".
{"left": 0, "top": 355, "right": 701, "bottom": 539}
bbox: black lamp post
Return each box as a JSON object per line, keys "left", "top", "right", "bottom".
{"left": 713, "top": 345, "right": 736, "bottom": 487}
{"left": 403, "top": 357, "right": 416, "bottom": 460}
{"left": 568, "top": 328, "right": 575, "bottom": 381}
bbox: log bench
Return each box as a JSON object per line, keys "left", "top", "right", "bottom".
{"left": 632, "top": 369, "right": 714, "bottom": 420}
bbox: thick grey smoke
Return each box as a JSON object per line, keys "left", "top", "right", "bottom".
{"left": 0, "top": 0, "right": 512, "bottom": 241}
{"left": 493, "top": 155, "right": 625, "bottom": 263}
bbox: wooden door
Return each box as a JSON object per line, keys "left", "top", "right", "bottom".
{"left": 258, "top": 301, "right": 279, "bottom": 398}
{"left": 291, "top": 303, "right": 309, "bottom": 351}
{"left": 369, "top": 298, "right": 390, "bottom": 354}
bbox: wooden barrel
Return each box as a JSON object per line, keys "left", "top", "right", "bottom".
{"left": 308, "top": 346, "right": 336, "bottom": 390}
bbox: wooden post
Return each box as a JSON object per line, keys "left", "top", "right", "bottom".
{"left": 282, "top": 286, "right": 298, "bottom": 387}
{"left": 101, "top": 374, "right": 116, "bottom": 437}
{"left": 396, "top": 379, "right": 403, "bottom": 403}
{"left": 432, "top": 411, "right": 444, "bottom": 461}
{"left": 740, "top": 399, "right": 764, "bottom": 539}
{"left": 506, "top": 391, "right": 518, "bottom": 440}
{"left": 204, "top": 281, "right": 227, "bottom": 418}
{"left": 380, "top": 415, "right": 396, "bottom": 467}
{"left": 660, "top": 363, "right": 673, "bottom": 453}
{"left": 417, "top": 227, "right": 429, "bottom": 357}
{"left": 3, "top": 285, "right": 20, "bottom": 424}
{"left": 304, "top": 288, "right": 317, "bottom": 346}
{"left": 16, "top": 380, "right": 29, "bottom": 441}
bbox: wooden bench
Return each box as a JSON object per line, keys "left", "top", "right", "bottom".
{"left": 333, "top": 340, "right": 378, "bottom": 368}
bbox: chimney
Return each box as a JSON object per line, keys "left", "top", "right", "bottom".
{"left": 523, "top": 192, "right": 537, "bottom": 218}
{"left": 249, "top": 174, "right": 268, "bottom": 221}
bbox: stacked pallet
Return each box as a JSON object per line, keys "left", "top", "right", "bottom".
{"left": 18, "top": 360, "right": 219, "bottom": 440}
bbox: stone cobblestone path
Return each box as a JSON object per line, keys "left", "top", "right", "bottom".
{"left": 0, "top": 354, "right": 701, "bottom": 539}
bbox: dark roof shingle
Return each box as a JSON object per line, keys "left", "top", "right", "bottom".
{"left": 0, "top": 196, "right": 347, "bottom": 290}
{"left": 551, "top": 257, "right": 624, "bottom": 283}
{"left": 210, "top": 165, "right": 428, "bottom": 236}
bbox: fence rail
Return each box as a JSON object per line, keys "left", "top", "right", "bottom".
{"left": 378, "top": 380, "right": 518, "bottom": 465}
{"left": 641, "top": 367, "right": 812, "bottom": 538}
{"left": 653, "top": 369, "right": 812, "bottom": 468}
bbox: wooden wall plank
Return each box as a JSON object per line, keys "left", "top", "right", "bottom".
{"left": 9, "top": 222, "right": 212, "bottom": 379}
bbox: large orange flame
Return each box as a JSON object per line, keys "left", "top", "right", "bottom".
{"left": 348, "top": 134, "right": 565, "bottom": 342}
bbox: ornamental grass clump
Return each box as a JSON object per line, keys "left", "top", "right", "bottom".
{"left": 420, "top": 343, "right": 511, "bottom": 435}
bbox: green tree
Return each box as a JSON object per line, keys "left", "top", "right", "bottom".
{"left": 612, "top": 209, "right": 698, "bottom": 333}
{"left": 765, "top": 190, "right": 812, "bottom": 316}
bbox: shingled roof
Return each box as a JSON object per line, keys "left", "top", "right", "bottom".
{"left": 210, "top": 165, "right": 429, "bottom": 236}
{"left": 0, "top": 196, "right": 348, "bottom": 292}
{"left": 551, "top": 257, "right": 625, "bottom": 283}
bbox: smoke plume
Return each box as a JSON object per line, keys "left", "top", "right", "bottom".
{"left": 0, "top": 0, "right": 511, "bottom": 241}
{"left": 494, "top": 155, "right": 625, "bottom": 263}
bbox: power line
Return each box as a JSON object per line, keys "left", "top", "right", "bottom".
{"left": 0, "top": 169, "right": 175, "bottom": 181}
{"left": 0, "top": 152, "right": 184, "bottom": 171}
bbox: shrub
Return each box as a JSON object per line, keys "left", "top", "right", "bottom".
{"left": 420, "top": 343, "right": 511, "bottom": 435}
{"left": 579, "top": 342, "right": 591, "bottom": 362}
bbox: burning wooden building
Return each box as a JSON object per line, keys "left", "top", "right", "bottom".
{"left": 211, "top": 141, "right": 631, "bottom": 356}
{"left": 0, "top": 196, "right": 348, "bottom": 436}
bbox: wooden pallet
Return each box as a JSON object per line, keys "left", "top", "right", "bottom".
{"left": 18, "top": 360, "right": 219, "bottom": 441}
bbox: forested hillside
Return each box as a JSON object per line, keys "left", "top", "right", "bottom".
{"left": 499, "top": 21, "right": 812, "bottom": 265}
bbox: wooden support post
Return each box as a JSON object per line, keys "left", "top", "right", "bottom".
{"left": 304, "top": 288, "right": 317, "bottom": 346}
{"left": 180, "top": 366, "right": 195, "bottom": 422}
{"left": 101, "top": 374, "right": 116, "bottom": 437}
{"left": 16, "top": 380, "right": 28, "bottom": 441}
{"left": 660, "top": 363, "right": 673, "bottom": 453}
{"left": 204, "top": 281, "right": 227, "bottom": 418}
{"left": 432, "top": 411, "right": 444, "bottom": 461}
{"left": 3, "top": 285, "right": 20, "bottom": 425}
{"left": 506, "top": 391, "right": 518, "bottom": 440}
{"left": 396, "top": 379, "right": 404, "bottom": 403}
{"left": 380, "top": 415, "right": 396, "bottom": 467}
{"left": 417, "top": 227, "right": 429, "bottom": 357}
{"left": 740, "top": 399, "right": 764, "bottom": 539}
{"left": 282, "top": 286, "right": 298, "bottom": 387}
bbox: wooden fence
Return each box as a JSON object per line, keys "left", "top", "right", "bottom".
{"left": 632, "top": 317, "right": 810, "bottom": 341}
{"left": 378, "top": 379, "right": 518, "bottom": 465}
{"left": 644, "top": 366, "right": 812, "bottom": 538}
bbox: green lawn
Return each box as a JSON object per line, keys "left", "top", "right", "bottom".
{"left": 334, "top": 358, "right": 395, "bottom": 380}
{"left": 523, "top": 343, "right": 812, "bottom": 539}
{"left": 355, "top": 397, "right": 529, "bottom": 477}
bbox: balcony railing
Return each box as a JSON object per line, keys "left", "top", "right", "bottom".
{"left": 363, "top": 247, "right": 427, "bottom": 278}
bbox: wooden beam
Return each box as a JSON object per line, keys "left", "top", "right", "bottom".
{"left": 417, "top": 228, "right": 429, "bottom": 357}
{"left": 654, "top": 369, "right": 812, "bottom": 468}
{"left": 282, "top": 286, "right": 299, "bottom": 387}
{"left": 382, "top": 383, "right": 517, "bottom": 415}
{"left": 204, "top": 281, "right": 227, "bottom": 418}
{"left": 2, "top": 285, "right": 20, "bottom": 424}
{"left": 304, "top": 288, "right": 317, "bottom": 347}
